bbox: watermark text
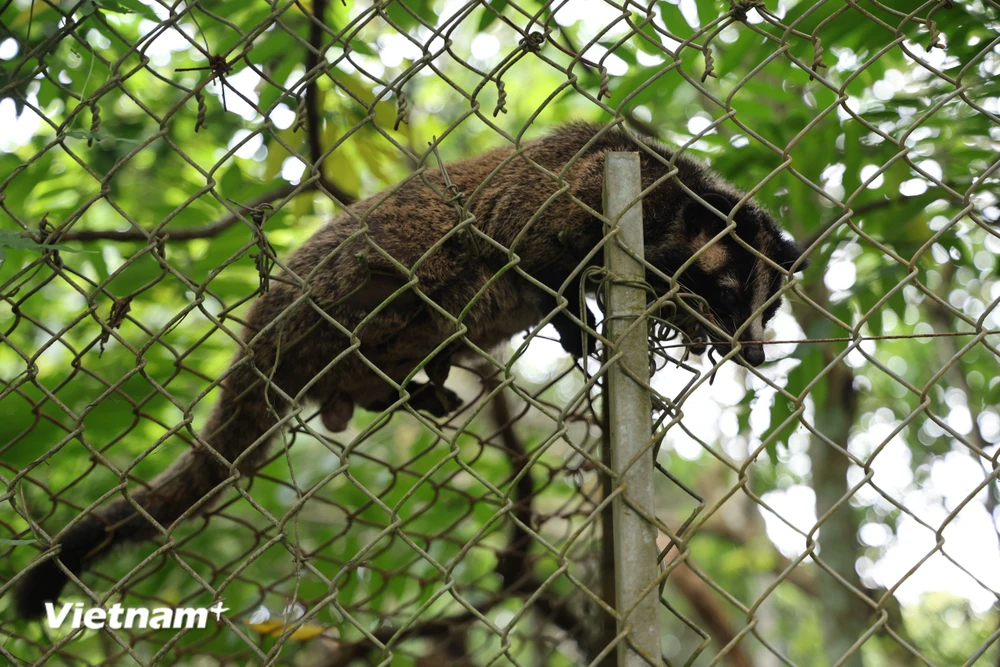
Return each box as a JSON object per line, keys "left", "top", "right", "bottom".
{"left": 44, "top": 601, "right": 229, "bottom": 630}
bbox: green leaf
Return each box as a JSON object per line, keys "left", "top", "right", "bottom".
{"left": 478, "top": 0, "right": 508, "bottom": 32}
{"left": 95, "top": 0, "right": 160, "bottom": 21}
{"left": 385, "top": 0, "right": 437, "bottom": 32}
{"left": 0, "top": 230, "right": 89, "bottom": 269}
{"left": 64, "top": 130, "right": 142, "bottom": 145}
{"left": 656, "top": 1, "right": 696, "bottom": 40}
{"left": 220, "top": 162, "right": 246, "bottom": 199}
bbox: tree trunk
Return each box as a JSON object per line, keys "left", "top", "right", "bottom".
{"left": 809, "top": 352, "right": 869, "bottom": 667}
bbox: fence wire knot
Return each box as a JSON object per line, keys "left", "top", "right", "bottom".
{"left": 701, "top": 45, "right": 718, "bottom": 81}
{"left": 394, "top": 88, "right": 409, "bottom": 130}
{"left": 598, "top": 65, "right": 610, "bottom": 100}
{"left": 293, "top": 93, "right": 309, "bottom": 133}
{"left": 194, "top": 91, "right": 208, "bottom": 132}
{"left": 519, "top": 31, "right": 545, "bottom": 53}
{"left": 730, "top": 0, "right": 764, "bottom": 22}
{"left": 811, "top": 37, "right": 827, "bottom": 79}
{"left": 443, "top": 183, "right": 464, "bottom": 205}
{"left": 176, "top": 54, "right": 235, "bottom": 111}
{"left": 99, "top": 296, "right": 133, "bottom": 356}
{"left": 35, "top": 215, "right": 63, "bottom": 268}
{"left": 494, "top": 78, "right": 508, "bottom": 117}
{"left": 228, "top": 199, "right": 276, "bottom": 293}
{"left": 88, "top": 102, "right": 101, "bottom": 147}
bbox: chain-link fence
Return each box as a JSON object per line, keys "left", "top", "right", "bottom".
{"left": 2, "top": 0, "right": 999, "bottom": 665}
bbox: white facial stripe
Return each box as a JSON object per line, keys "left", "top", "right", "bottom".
{"left": 748, "top": 315, "right": 765, "bottom": 343}
{"left": 749, "top": 237, "right": 771, "bottom": 342}
{"left": 752, "top": 265, "right": 768, "bottom": 315}
{"left": 720, "top": 274, "right": 740, "bottom": 290}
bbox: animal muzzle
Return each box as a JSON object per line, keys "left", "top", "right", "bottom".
{"left": 649, "top": 301, "right": 765, "bottom": 367}
{"left": 708, "top": 333, "right": 766, "bottom": 367}
{"left": 737, "top": 340, "right": 766, "bottom": 367}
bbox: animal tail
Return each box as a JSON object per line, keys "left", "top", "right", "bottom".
{"left": 13, "top": 355, "right": 284, "bottom": 619}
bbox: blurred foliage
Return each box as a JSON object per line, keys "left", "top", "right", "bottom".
{"left": 1, "top": 0, "right": 999, "bottom": 664}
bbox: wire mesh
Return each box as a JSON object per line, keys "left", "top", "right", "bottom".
{"left": 1, "top": 0, "right": 999, "bottom": 665}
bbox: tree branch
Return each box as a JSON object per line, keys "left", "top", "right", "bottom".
{"left": 798, "top": 286, "right": 869, "bottom": 667}
{"left": 487, "top": 378, "right": 536, "bottom": 595}
{"left": 52, "top": 184, "right": 302, "bottom": 243}
{"left": 486, "top": 381, "right": 603, "bottom": 659}
{"left": 303, "top": 0, "right": 354, "bottom": 206}
{"left": 802, "top": 196, "right": 903, "bottom": 250}
{"left": 54, "top": 0, "right": 361, "bottom": 245}
{"left": 802, "top": 184, "right": 974, "bottom": 252}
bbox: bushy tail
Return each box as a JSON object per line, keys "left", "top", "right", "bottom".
{"left": 14, "top": 362, "right": 283, "bottom": 619}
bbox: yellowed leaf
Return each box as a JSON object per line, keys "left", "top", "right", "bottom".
{"left": 245, "top": 619, "right": 328, "bottom": 641}
{"left": 286, "top": 624, "right": 327, "bottom": 640}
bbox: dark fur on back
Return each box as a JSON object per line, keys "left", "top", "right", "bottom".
{"left": 12, "top": 122, "right": 805, "bottom": 618}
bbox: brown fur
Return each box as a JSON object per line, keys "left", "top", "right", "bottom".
{"left": 13, "top": 122, "right": 804, "bottom": 617}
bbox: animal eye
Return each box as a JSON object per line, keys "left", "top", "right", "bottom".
{"left": 719, "top": 290, "right": 740, "bottom": 311}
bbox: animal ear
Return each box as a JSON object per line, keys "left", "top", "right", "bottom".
{"left": 777, "top": 239, "right": 810, "bottom": 271}
{"left": 682, "top": 192, "right": 735, "bottom": 234}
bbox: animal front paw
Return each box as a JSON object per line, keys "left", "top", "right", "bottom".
{"left": 408, "top": 383, "right": 462, "bottom": 417}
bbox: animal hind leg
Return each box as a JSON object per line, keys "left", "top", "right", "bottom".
{"left": 549, "top": 278, "right": 597, "bottom": 360}
{"left": 417, "top": 342, "right": 463, "bottom": 416}
{"left": 314, "top": 362, "right": 462, "bottom": 430}
{"left": 319, "top": 392, "right": 355, "bottom": 432}
{"left": 356, "top": 346, "right": 463, "bottom": 418}
{"left": 362, "top": 381, "right": 461, "bottom": 418}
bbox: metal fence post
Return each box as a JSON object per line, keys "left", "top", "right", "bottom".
{"left": 602, "top": 152, "right": 661, "bottom": 666}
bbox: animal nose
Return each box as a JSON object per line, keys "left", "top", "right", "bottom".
{"left": 739, "top": 342, "right": 765, "bottom": 367}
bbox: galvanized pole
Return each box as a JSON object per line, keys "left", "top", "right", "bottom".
{"left": 602, "top": 152, "right": 661, "bottom": 666}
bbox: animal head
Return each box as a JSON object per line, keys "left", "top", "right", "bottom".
{"left": 645, "top": 189, "right": 808, "bottom": 367}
